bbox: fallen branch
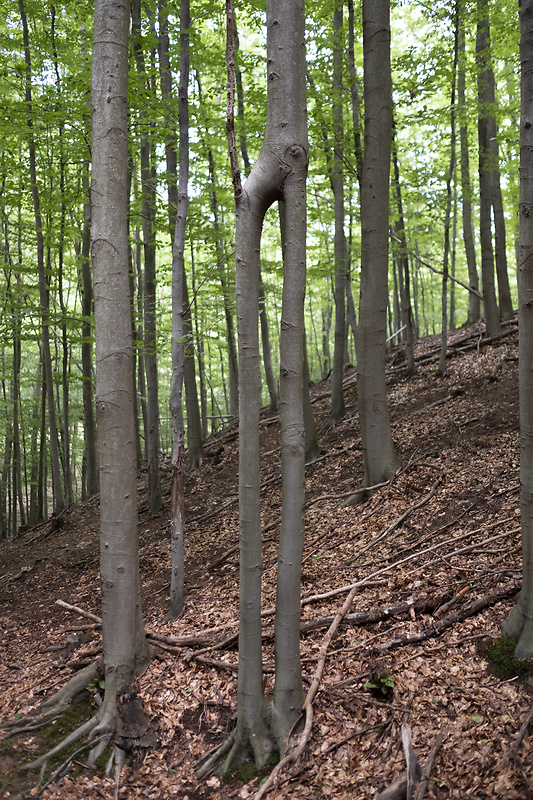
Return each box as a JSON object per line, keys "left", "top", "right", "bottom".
{"left": 352, "top": 476, "right": 443, "bottom": 559}
{"left": 252, "top": 581, "right": 361, "bottom": 800}
{"left": 390, "top": 234, "right": 483, "bottom": 300}
{"left": 414, "top": 730, "right": 446, "bottom": 800}
{"left": 302, "top": 521, "right": 517, "bottom": 606}
{"left": 359, "top": 582, "right": 519, "bottom": 658}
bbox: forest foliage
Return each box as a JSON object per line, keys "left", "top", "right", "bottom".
{"left": 0, "top": 0, "right": 520, "bottom": 530}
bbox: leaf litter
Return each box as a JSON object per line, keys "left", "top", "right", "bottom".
{"left": 0, "top": 320, "right": 530, "bottom": 798}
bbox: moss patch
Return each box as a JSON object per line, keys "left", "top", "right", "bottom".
{"left": 0, "top": 701, "right": 99, "bottom": 798}
{"left": 479, "top": 636, "right": 533, "bottom": 681}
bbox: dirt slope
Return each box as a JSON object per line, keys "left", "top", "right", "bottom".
{"left": 0, "top": 320, "right": 530, "bottom": 799}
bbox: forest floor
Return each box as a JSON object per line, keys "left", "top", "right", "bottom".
{"left": 0, "top": 319, "right": 531, "bottom": 800}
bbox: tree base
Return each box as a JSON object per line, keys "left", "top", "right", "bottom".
{"left": 502, "top": 601, "right": 533, "bottom": 659}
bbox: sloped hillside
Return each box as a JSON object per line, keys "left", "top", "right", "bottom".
{"left": 0, "top": 319, "right": 530, "bottom": 800}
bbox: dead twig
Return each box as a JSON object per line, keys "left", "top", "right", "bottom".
{"left": 353, "top": 476, "right": 443, "bottom": 561}
{"left": 252, "top": 582, "right": 361, "bottom": 800}
{"left": 414, "top": 730, "right": 446, "bottom": 800}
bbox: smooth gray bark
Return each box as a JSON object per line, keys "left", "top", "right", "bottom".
{"left": 439, "top": 8, "right": 458, "bottom": 377}
{"left": 167, "top": 0, "right": 190, "bottom": 622}
{"left": 210, "top": 0, "right": 307, "bottom": 771}
{"left": 458, "top": 2, "right": 481, "bottom": 325}
{"left": 91, "top": 0, "right": 150, "bottom": 719}
{"left": 391, "top": 127, "right": 416, "bottom": 376}
{"left": 19, "top": 0, "right": 65, "bottom": 515}
{"left": 328, "top": 3, "right": 348, "bottom": 426}
{"left": 502, "top": 0, "right": 533, "bottom": 658}
{"left": 80, "top": 164, "right": 98, "bottom": 497}
{"left": 476, "top": 0, "right": 501, "bottom": 337}
{"left": 132, "top": 0, "right": 163, "bottom": 514}
{"left": 475, "top": 1, "right": 513, "bottom": 322}
{"left": 158, "top": 7, "right": 204, "bottom": 470}
{"left": 356, "top": 0, "right": 399, "bottom": 490}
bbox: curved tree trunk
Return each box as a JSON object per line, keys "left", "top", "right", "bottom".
{"left": 210, "top": 0, "right": 307, "bottom": 771}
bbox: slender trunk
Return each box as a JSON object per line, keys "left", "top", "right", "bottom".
{"left": 91, "top": 0, "right": 150, "bottom": 712}
{"left": 158, "top": 5, "right": 203, "bottom": 470}
{"left": 477, "top": 0, "right": 501, "bottom": 337}
{"left": 19, "top": 0, "right": 65, "bottom": 514}
{"left": 303, "top": 331, "right": 320, "bottom": 463}
{"left": 347, "top": 0, "right": 363, "bottom": 186}
{"left": 391, "top": 125, "right": 416, "bottom": 375}
{"left": 458, "top": 2, "right": 481, "bottom": 325}
{"left": 167, "top": 0, "right": 190, "bottom": 622}
{"left": 502, "top": 0, "right": 533, "bottom": 657}
{"left": 132, "top": 0, "right": 163, "bottom": 514}
{"left": 439, "top": 5, "right": 458, "bottom": 377}
{"left": 328, "top": 4, "right": 347, "bottom": 426}
{"left": 80, "top": 164, "right": 98, "bottom": 496}
{"left": 356, "top": 0, "right": 398, "bottom": 493}
{"left": 259, "top": 279, "right": 279, "bottom": 412}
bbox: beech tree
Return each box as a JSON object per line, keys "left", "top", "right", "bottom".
{"left": 167, "top": 0, "right": 190, "bottom": 621}
{"left": 20, "top": 3, "right": 151, "bottom": 771}
{"left": 502, "top": 0, "right": 533, "bottom": 658}
{"left": 89, "top": 0, "right": 152, "bottom": 721}
{"left": 355, "top": 0, "right": 398, "bottom": 493}
{"left": 199, "top": 0, "right": 307, "bottom": 772}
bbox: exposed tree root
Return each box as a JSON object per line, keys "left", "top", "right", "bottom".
{"left": 196, "top": 728, "right": 237, "bottom": 778}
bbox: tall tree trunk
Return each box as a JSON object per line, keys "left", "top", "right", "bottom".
{"left": 132, "top": 0, "right": 163, "bottom": 514}
{"left": 355, "top": 0, "right": 398, "bottom": 493}
{"left": 158, "top": 3, "right": 204, "bottom": 470}
{"left": 19, "top": 0, "right": 65, "bottom": 515}
{"left": 391, "top": 125, "right": 416, "bottom": 376}
{"left": 502, "top": 0, "right": 533, "bottom": 658}
{"left": 91, "top": 0, "right": 150, "bottom": 720}
{"left": 80, "top": 164, "right": 98, "bottom": 497}
{"left": 439, "top": 5, "right": 458, "bottom": 377}
{"left": 458, "top": 1, "right": 481, "bottom": 325}
{"left": 347, "top": 0, "right": 363, "bottom": 186}
{"left": 328, "top": 3, "right": 347, "bottom": 426}
{"left": 203, "top": 0, "right": 308, "bottom": 772}
{"left": 167, "top": 0, "right": 190, "bottom": 622}
{"left": 476, "top": 0, "right": 501, "bottom": 337}
{"left": 259, "top": 279, "right": 279, "bottom": 412}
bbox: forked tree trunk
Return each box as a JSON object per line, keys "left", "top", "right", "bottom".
{"left": 204, "top": 0, "right": 307, "bottom": 771}
{"left": 91, "top": 0, "right": 150, "bottom": 719}
{"left": 502, "top": 0, "right": 533, "bottom": 658}
{"left": 356, "top": 0, "right": 398, "bottom": 491}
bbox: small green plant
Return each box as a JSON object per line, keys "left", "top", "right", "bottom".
{"left": 364, "top": 669, "right": 395, "bottom": 700}
{"left": 479, "top": 636, "right": 533, "bottom": 681}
